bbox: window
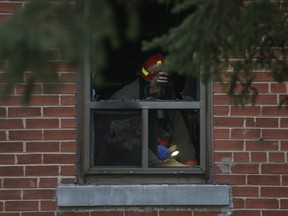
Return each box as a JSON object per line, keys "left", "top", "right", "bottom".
{"left": 78, "top": 0, "right": 211, "bottom": 184}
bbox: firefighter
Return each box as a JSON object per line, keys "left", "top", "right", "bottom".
{"left": 111, "top": 55, "right": 198, "bottom": 166}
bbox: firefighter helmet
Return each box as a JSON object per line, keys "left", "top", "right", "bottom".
{"left": 140, "top": 54, "right": 164, "bottom": 82}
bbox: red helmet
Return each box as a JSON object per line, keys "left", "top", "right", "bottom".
{"left": 140, "top": 54, "right": 164, "bottom": 82}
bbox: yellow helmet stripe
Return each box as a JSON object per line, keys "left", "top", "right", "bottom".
{"left": 142, "top": 67, "right": 149, "bottom": 76}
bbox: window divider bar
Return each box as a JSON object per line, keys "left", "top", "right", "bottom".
{"left": 89, "top": 101, "right": 201, "bottom": 109}
{"left": 142, "top": 108, "right": 149, "bottom": 169}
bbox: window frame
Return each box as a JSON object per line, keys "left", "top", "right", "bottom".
{"left": 77, "top": 0, "right": 212, "bottom": 185}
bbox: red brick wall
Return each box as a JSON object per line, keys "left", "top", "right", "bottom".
{"left": 214, "top": 70, "right": 288, "bottom": 216}
{"left": 1, "top": 1, "right": 288, "bottom": 216}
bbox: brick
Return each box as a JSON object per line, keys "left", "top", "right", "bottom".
{"left": 54, "top": 62, "right": 76, "bottom": 72}
{"left": 214, "top": 129, "right": 229, "bottom": 139}
{"left": 282, "top": 176, "right": 288, "bottom": 185}
{"left": 214, "top": 152, "right": 232, "bottom": 162}
{"left": 262, "top": 107, "right": 288, "bottom": 116}
{"left": 26, "top": 119, "right": 59, "bottom": 129}
{"left": 22, "top": 213, "right": 55, "bottom": 216}
{"left": 0, "top": 131, "right": 7, "bottom": 141}
{"left": 255, "top": 95, "right": 277, "bottom": 104}
{"left": 15, "top": 84, "right": 42, "bottom": 95}
{"left": 254, "top": 71, "right": 274, "bottom": 82}
{"left": 262, "top": 164, "right": 288, "bottom": 174}
{"left": 213, "top": 95, "right": 230, "bottom": 105}
{"left": 40, "top": 200, "right": 57, "bottom": 211}
{"left": 232, "top": 210, "right": 260, "bottom": 216}
{"left": 9, "top": 130, "right": 42, "bottom": 140}
{"left": 0, "top": 214, "right": 19, "bottom": 216}
{"left": 246, "top": 141, "right": 279, "bottom": 151}
{"left": 246, "top": 198, "right": 278, "bottom": 208}
{"left": 28, "top": 96, "right": 59, "bottom": 105}
{"left": 39, "top": 178, "right": 57, "bottom": 188}
{"left": 159, "top": 211, "right": 191, "bottom": 216}
{"left": 194, "top": 211, "right": 223, "bottom": 216}
{"left": 213, "top": 83, "right": 226, "bottom": 93}
{"left": 214, "top": 140, "right": 244, "bottom": 151}
{"left": 0, "top": 190, "right": 21, "bottom": 200}
{"left": 248, "top": 175, "right": 280, "bottom": 185}
{"left": 26, "top": 141, "right": 60, "bottom": 152}
{"left": 60, "top": 141, "right": 77, "bottom": 152}
{"left": 0, "top": 142, "right": 23, "bottom": 152}
{"left": 8, "top": 107, "right": 41, "bottom": 117}
{"left": 233, "top": 152, "right": 249, "bottom": 162}
{"left": 214, "top": 117, "right": 244, "bottom": 127}
{"left": 230, "top": 106, "right": 261, "bottom": 116}
{"left": 0, "top": 166, "right": 23, "bottom": 176}
{"left": 43, "top": 154, "right": 76, "bottom": 164}
{"left": 60, "top": 178, "right": 76, "bottom": 184}
{"left": 43, "top": 130, "right": 76, "bottom": 140}
{"left": 271, "top": 83, "right": 287, "bottom": 93}
{"left": 0, "top": 119, "right": 23, "bottom": 129}
{"left": 0, "top": 96, "right": 21, "bottom": 106}
{"left": 43, "top": 107, "right": 76, "bottom": 117}
{"left": 252, "top": 83, "right": 269, "bottom": 93}
{"left": 61, "top": 96, "right": 76, "bottom": 105}
{"left": 233, "top": 198, "right": 245, "bottom": 208}
{"left": 17, "top": 154, "right": 42, "bottom": 164}
{"left": 231, "top": 128, "right": 260, "bottom": 139}
{"left": 280, "top": 199, "right": 288, "bottom": 208}
{"left": 0, "top": 2, "right": 23, "bottom": 13}
{"left": 251, "top": 152, "right": 267, "bottom": 162}
{"left": 60, "top": 165, "right": 76, "bottom": 176}
{"left": 261, "top": 187, "right": 288, "bottom": 197}
{"left": 26, "top": 166, "right": 59, "bottom": 176}
{"left": 57, "top": 213, "right": 89, "bottom": 216}
{"left": 60, "top": 72, "right": 76, "bottom": 82}
{"left": 214, "top": 174, "right": 246, "bottom": 185}
{"left": 5, "top": 201, "right": 38, "bottom": 211}
{"left": 262, "top": 211, "right": 288, "bottom": 216}
{"left": 0, "top": 108, "right": 6, "bottom": 117}
{"left": 262, "top": 129, "right": 288, "bottom": 139}
{"left": 231, "top": 164, "right": 259, "bottom": 174}
{"left": 280, "top": 118, "right": 288, "bottom": 127}
{"left": 23, "top": 189, "right": 55, "bottom": 199}
{"left": 0, "top": 131, "right": 6, "bottom": 141}
{"left": 269, "top": 152, "right": 285, "bottom": 162}
{"left": 0, "top": 155, "right": 15, "bottom": 164}
{"left": 126, "top": 211, "right": 158, "bottom": 216}
{"left": 232, "top": 186, "right": 259, "bottom": 197}
{"left": 281, "top": 141, "right": 288, "bottom": 150}
{"left": 213, "top": 106, "right": 229, "bottom": 115}
{"left": 43, "top": 84, "right": 76, "bottom": 94}
{"left": 3, "top": 178, "right": 37, "bottom": 188}
{"left": 246, "top": 117, "right": 278, "bottom": 127}
{"left": 61, "top": 118, "right": 76, "bottom": 128}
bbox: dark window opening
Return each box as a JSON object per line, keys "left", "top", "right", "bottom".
{"left": 81, "top": 0, "right": 207, "bottom": 180}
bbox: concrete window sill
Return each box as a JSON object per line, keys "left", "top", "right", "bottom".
{"left": 57, "top": 184, "right": 230, "bottom": 207}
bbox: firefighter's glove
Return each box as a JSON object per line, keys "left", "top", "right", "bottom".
{"left": 157, "top": 145, "right": 171, "bottom": 160}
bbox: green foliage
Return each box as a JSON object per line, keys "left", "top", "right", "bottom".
{"left": 0, "top": 0, "right": 88, "bottom": 102}
{"left": 0, "top": 0, "right": 287, "bottom": 105}
{"left": 0, "top": 0, "right": 140, "bottom": 102}
{"left": 144, "top": 0, "right": 288, "bottom": 105}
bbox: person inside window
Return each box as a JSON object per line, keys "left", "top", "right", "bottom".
{"left": 110, "top": 54, "right": 198, "bottom": 166}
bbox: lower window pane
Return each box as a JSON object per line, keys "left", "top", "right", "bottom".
{"left": 91, "top": 110, "right": 142, "bottom": 167}
{"left": 148, "top": 109, "right": 200, "bottom": 168}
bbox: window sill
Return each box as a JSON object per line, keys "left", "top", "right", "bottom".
{"left": 57, "top": 184, "right": 230, "bottom": 207}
